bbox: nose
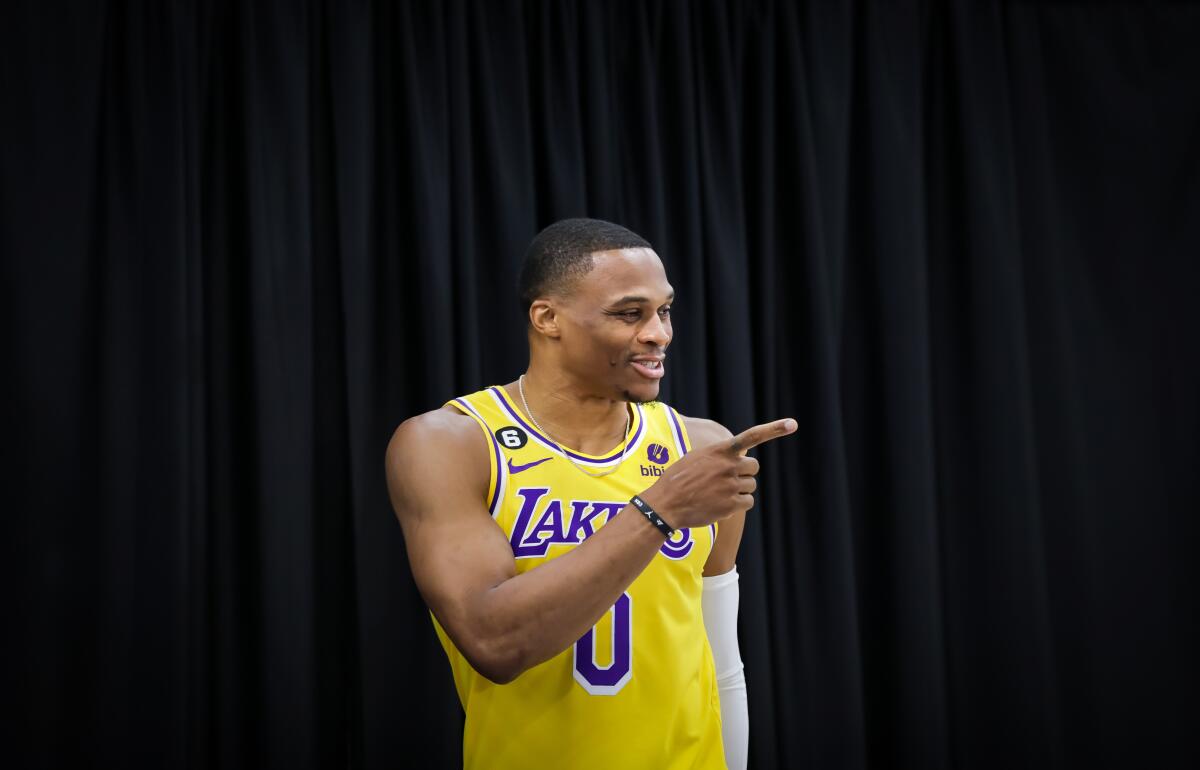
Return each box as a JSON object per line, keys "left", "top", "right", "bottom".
{"left": 638, "top": 312, "right": 671, "bottom": 347}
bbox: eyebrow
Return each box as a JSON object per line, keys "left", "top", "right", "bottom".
{"left": 611, "top": 292, "right": 674, "bottom": 305}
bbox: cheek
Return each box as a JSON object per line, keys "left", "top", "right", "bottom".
{"left": 569, "top": 328, "right": 619, "bottom": 366}
{"left": 599, "top": 334, "right": 630, "bottom": 368}
{"left": 571, "top": 320, "right": 635, "bottom": 369}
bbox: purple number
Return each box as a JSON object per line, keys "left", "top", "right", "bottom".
{"left": 573, "top": 592, "right": 633, "bottom": 695}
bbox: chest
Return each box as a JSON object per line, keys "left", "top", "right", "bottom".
{"left": 494, "top": 453, "right": 714, "bottom": 576}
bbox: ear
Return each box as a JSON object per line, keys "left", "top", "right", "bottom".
{"left": 529, "top": 299, "right": 562, "bottom": 339}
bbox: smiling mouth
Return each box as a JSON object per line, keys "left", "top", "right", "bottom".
{"left": 630, "top": 359, "right": 665, "bottom": 379}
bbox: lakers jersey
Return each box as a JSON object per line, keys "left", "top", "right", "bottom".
{"left": 433, "top": 385, "right": 726, "bottom": 770}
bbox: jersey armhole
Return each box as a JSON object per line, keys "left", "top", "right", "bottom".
{"left": 444, "top": 398, "right": 503, "bottom": 518}
{"left": 666, "top": 405, "right": 693, "bottom": 454}
{"left": 666, "top": 406, "right": 715, "bottom": 539}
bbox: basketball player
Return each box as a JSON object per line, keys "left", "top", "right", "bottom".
{"left": 385, "top": 219, "right": 796, "bottom": 769}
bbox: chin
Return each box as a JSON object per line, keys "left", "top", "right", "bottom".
{"left": 621, "top": 381, "right": 662, "bottom": 404}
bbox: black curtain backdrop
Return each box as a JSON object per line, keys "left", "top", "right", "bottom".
{"left": 5, "top": 1, "right": 1199, "bottom": 768}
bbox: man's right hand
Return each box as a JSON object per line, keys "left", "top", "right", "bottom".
{"left": 639, "top": 418, "right": 797, "bottom": 530}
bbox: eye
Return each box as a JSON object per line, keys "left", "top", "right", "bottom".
{"left": 658, "top": 306, "right": 671, "bottom": 317}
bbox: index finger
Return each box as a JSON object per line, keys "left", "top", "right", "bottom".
{"left": 728, "top": 418, "right": 798, "bottom": 455}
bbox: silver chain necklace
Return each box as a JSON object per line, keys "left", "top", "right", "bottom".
{"left": 518, "top": 374, "right": 632, "bottom": 479}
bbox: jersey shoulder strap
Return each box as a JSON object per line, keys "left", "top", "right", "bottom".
{"left": 443, "top": 387, "right": 506, "bottom": 517}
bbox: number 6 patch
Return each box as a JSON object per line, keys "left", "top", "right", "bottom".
{"left": 495, "top": 426, "right": 528, "bottom": 450}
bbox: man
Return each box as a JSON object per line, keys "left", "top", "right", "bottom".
{"left": 385, "top": 218, "right": 796, "bottom": 769}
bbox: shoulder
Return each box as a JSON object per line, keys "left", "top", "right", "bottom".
{"left": 389, "top": 404, "right": 481, "bottom": 452}
{"left": 678, "top": 413, "right": 733, "bottom": 451}
{"left": 386, "top": 405, "right": 490, "bottom": 485}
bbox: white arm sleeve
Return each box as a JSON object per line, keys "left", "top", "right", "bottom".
{"left": 702, "top": 565, "right": 748, "bottom": 770}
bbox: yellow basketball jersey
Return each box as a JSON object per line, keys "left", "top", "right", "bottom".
{"left": 433, "top": 385, "right": 726, "bottom": 770}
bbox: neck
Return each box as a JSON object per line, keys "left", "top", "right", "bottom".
{"left": 516, "top": 364, "right": 630, "bottom": 456}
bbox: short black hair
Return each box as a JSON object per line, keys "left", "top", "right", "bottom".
{"left": 517, "top": 218, "right": 652, "bottom": 314}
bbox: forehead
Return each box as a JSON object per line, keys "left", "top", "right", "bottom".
{"left": 576, "top": 247, "right": 672, "bottom": 300}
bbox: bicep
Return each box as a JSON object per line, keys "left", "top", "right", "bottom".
{"left": 386, "top": 418, "right": 517, "bottom": 642}
{"left": 704, "top": 510, "right": 745, "bottom": 576}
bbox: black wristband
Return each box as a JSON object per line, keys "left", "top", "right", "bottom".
{"left": 630, "top": 494, "right": 675, "bottom": 538}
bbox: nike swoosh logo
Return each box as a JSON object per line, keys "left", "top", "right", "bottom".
{"left": 508, "top": 456, "right": 552, "bottom": 474}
